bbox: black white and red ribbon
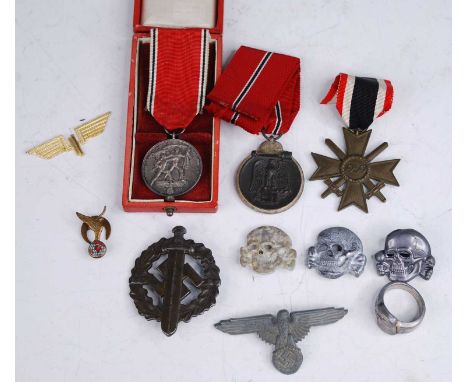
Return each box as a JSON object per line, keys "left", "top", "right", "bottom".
{"left": 146, "top": 28, "right": 210, "bottom": 130}
{"left": 321, "top": 73, "right": 394, "bottom": 131}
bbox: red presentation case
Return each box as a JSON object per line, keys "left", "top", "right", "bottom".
{"left": 122, "top": 0, "right": 224, "bottom": 215}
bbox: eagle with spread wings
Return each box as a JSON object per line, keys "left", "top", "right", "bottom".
{"left": 27, "top": 112, "right": 111, "bottom": 159}
{"left": 215, "top": 308, "right": 347, "bottom": 375}
{"left": 249, "top": 158, "right": 291, "bottom": 204}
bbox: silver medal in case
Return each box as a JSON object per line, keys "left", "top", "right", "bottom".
{"left": 142, "top": 139, "right": 202, "bottom": 201}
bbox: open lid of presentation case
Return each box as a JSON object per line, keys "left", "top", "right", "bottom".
{"left": 133, "top": 0, "right": 224, "bottom": 34}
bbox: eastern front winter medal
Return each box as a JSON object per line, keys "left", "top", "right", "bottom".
{"left": 206, "top": 46, "right": 303, "bottom": 213}
{"left": 142, "top": 28, "right": 210, "bottom": 202}
{"left": 237, "top": 139, "right": 304, "bottom": 213}
{"left": 310, "top": 73, "right": 400, "bottom": 212}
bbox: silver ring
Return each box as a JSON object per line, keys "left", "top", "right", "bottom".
{"left": 375, "top": 281, "right": 426, "bottom": 335}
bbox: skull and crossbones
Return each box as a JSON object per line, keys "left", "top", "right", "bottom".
{"left": 240, "top": 226, "right": 296, "bottom": 274}
{"left": 374, "top": 229, "right": 435, "bottom": 282}
{"left": 307, "top": 227, "right": 366, "bottom": 279}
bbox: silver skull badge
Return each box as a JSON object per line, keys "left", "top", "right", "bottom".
{"left": 240, "top": 226, "right": 296, "bottom": 274}
{"left": 307, "top": 227, "right": 366, "bottom": 279}
{"left": 374, "top": 229, "right": 435, "bottom": 282}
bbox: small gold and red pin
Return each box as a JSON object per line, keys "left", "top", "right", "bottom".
{"left": 76, "top": 206, "right": 111, "bottom": 258}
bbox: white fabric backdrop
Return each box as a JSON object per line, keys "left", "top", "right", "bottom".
{"left": 16, "top": 0, "right": 451, "bottom": 381}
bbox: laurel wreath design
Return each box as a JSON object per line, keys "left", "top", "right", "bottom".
{"left": 129, "top": 234, "right": 220, "bottom": 324}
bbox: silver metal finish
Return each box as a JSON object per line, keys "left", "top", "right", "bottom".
{"left": 375, "top": 281, "right": 426, "bottom": 335}
{"left": 374, "top": 229, "right": 435, "bottom": 282}
{"left": 240, "top": 226, "right": 296, "bottom": 274}
{"left": 141, "top": 139, "right": 202, "bottom": 199}
{"left": 307, "top": 227, "right": 366, "bottom": 279}
{"left": 215, "top": 308, "right": 347, "bottom": 375}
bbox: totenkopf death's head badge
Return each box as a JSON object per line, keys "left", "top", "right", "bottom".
{"left": 310, "top": 73, "right": 400, "bottom": 213}
{"left": 240, "top": 226, "right": 297, "bottom": 274}
{"left": 307, "top": 227, "right": 367, "bottom": 279}
{"left": 215, "top": 307, "right": 347, "bottom": 374}
{"left": 374, "top": 229, "right": 435, "bottom": 282}
{"left": 129, "top": 226, "right": 220, "bottom": 336}
{"left": 76, "top": 206, "right": 111, "bottom": 258}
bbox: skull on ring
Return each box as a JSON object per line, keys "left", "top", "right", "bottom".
{"left": 307, "top": 227, "right": 366, "bottom": 279}
{"left": 240, "top": 226, "right": 296, "bottom": 274}
{"left": 374, "top": 229, "right": 435, "bottom": 282}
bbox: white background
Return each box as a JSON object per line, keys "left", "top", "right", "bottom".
{"left": 16, "top": 1, "right": 451, "bottom": 381}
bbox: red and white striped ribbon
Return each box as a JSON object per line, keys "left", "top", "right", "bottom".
{"left": 321, "top": 73, "right": 394, "bottom": 131}
{"left": 146, "top": 28, "right": 210, "bottom": 130}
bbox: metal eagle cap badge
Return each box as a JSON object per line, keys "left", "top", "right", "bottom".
{"left": 215, "top": 307, "right": 347, "bottom": 375}
{"left": 310, "top": 128, "right": 400, "bottom": 213}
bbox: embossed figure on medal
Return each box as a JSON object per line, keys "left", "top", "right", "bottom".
{"left": 142, "top": 137, "right": 202, "bottom": 201}
{"left": 204, "top": 47, "right": 303, "bottom": 214}
{"left": 237, "top": 138, "right": 304, "bottom": 214}
{"left": 141, "top": 28, "right": 210, "bottom": 202}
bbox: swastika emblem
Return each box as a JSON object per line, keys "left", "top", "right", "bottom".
{"left": 129, "top": 226, "right": 220, "bottom": 336}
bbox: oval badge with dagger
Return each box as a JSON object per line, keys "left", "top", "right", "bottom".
{"left": 129, "top": 226, "right": 220, "bottom": 336}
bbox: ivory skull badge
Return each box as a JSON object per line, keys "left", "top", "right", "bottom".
{"left": 129, "top": 226, "right": 220, "bottom": 336}
{"left": 374, "top": 229, "right": 435, "bottom": 282}
{"left": 307, "top": 227, "right": 366, "bottom": 278}
{"left": 240, "top": 226, "right": 297, "bottom": 274}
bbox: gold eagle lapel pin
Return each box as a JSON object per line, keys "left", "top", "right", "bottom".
{"left": 27, "top": 111, "right": 111, "bottom": 159}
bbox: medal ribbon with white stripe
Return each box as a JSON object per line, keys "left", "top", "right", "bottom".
{"left": 206, "top": 46, "right": 300, "bottom": 136}
{"left": 321, "top": 73, "right": 394, "bottom": 131}
{"left": 146, "top": 28, "right": 210, "bottom": 130}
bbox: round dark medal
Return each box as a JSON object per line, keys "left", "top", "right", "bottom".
{"left": 237, "top": 140, "right": 304, "bottom": 213}
{"left": 142, "top": 139, "right": 202, "bottom": 199}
